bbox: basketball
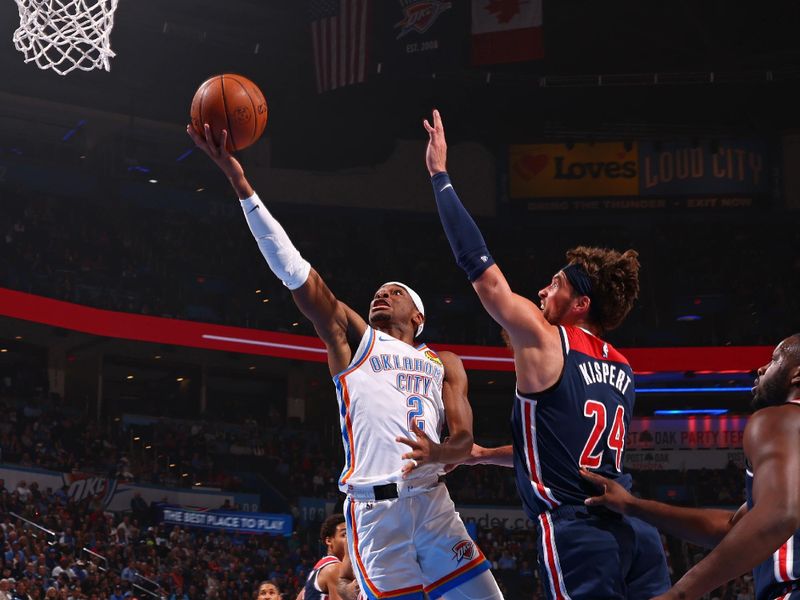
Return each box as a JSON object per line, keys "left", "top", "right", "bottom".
{"left": 190, "top": 74, "right": 268, "bottom": 152}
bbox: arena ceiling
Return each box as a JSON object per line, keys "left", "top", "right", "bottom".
{"left": 1, "top": 0, "right": 799, "bottom": 170}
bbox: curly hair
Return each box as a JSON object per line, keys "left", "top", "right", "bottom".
{"left": 320, "top": 513, "right": 345, "bottom": 543}
{"left": 565, "top": 246, "right": 640, "bottom": 333}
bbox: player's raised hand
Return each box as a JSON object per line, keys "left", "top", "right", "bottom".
{"left": 397, "top": 422, "right": 443, "bottom": 478}
{"left": 423, "top": 109, "right": 447, "bottom": 177}
{"left": 186, "top": 123, "right": 245, "bottom": 181}
{"left": 580, "top": 468, "right": 636, "bottom": 515}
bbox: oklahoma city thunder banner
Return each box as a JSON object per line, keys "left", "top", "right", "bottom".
{"left": 374, "top": 0, "right": 468, "bottom": 74}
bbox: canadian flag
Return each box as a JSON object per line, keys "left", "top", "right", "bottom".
{"left": 471, "top": 0, "right": 543, "bottom": 65}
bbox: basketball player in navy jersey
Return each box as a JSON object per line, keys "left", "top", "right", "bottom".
{"left": 581, "top": 334, "right": 800, "bottom": 600}
{"left": 297, "top": 514, "right": 347, "bottom": 600}
{"left": 424, "top": 109, "right": 671, "bottom": 599}
{"left": 188, "top": 123, "right": 503, "bottom": 600}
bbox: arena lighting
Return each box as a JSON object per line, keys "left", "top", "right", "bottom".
{"left": 654, "top": 409, "right": 729, "bottom": 416}
{"left": 127, "top": 166, "right": 150, "bottom": 173}
{"left": 148, "top": 179, "right": 158, "bottom": 184}
{"left": 175, "top": 147, "right": 194, "bottom": 162}
{"left": 676, "top": 315, "right": 702, "bottom": 322}
{"left": 61, "top": 119, "right": 86, "bottom": 142}
{"left": 636, "top": 387, "right": 752, "bottom": 394}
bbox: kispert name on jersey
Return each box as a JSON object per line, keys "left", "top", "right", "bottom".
{"left": 333, "top": 327, "right": 446, "bottom": 491}
{"left": 511, "top": 326, "right": 635, "bottom": 517}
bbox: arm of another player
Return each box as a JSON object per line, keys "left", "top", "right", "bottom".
{"left": 444, "top": 443, "right": 515, "bottom": 472}
{"left": 580, "top": 469, "right": 742, "bottom": 548}
{"left": 316, "top": 561, "right": 344, "bottom": 600}
{"left": 655, "top": 406, "right": 800, "bottom": 600}
{"left": 423, "top": 111, "right": 560, "bottom": 352}
{"left": 187, "top": 125, "right": 367, "bottom": 375}
{"left": 397, "top": 351, "right": 474, "bottom": 476}
{"left": 295, "top": 589, "right": 305, "bottom": 600}
{"left": 336, "top": 550, "right": 360, "bottom": 600}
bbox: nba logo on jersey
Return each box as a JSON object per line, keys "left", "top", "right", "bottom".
{"left": 602, "top": 342, "right": 609, "bottom": 358}
{"left": 452, "top": 540, "right": 476, "bottom": 564}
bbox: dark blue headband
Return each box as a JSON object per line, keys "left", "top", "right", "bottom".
{"left": 562, "top": 264, "right": 593, "bottom": 298}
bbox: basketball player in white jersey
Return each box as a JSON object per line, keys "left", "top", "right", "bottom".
{"left": 188, "top": 124, "right": 503, "bottom": 600}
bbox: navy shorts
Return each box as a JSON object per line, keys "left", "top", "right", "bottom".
{"left": 534, "top": 504, "right": 671, "bottom": 600}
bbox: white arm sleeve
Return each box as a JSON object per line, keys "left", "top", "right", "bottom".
{"left": 240, "top": 192, "right": 311, "bottom": 290}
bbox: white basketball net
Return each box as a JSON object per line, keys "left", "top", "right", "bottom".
{"left": 12, "top": 0, "right": 119, "bottom": 76}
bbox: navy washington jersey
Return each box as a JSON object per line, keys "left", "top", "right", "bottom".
{"left": 746, "top": 418, "right": 800, "bottom": 600}
{"left": 511, "top": 326, "right": 635, "bottom": 517}
{"left": 303, "top": 555, "right": 340, "bottom": 600}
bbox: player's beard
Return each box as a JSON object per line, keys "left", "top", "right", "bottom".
{"left": 752, "top": 371, "right": 789, "bottom": 410}
{"left": 370, "top": 311, "right": 391, "bottom": 326}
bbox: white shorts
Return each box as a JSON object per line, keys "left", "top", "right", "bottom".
{"left": 344, "top": 481, "right": 490, "bottom": 600}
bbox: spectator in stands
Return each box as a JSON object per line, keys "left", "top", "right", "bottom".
{"left": 14, "top": 484, "right": 29, "bottom": 504}
{"left": 129, "top": 495, "right": 147, "bottom": 528}
{"left": 255, "top": 581, "right": 280, "bottom": 599}
{"left": 0, "top": 579, "right": 11, "bottom": 600}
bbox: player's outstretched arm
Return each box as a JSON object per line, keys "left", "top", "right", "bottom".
{"left": 423, "top": 111, "right": 559, "bottom": 351}
{"left": 397, "top": 351, "right": 474, "bottom": 476}
{"left": 188, "top": 124, "right": 367, "bottom": 375}
{"left": 580, "top": 469, "right": 741, "bottom": 548}
{"left": 655, "top": 406, "right": 800, "bottom": 600}
{"left": 444, "top": 444, "right": 515, "bottom": 472}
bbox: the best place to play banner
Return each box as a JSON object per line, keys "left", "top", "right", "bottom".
{"left": 509, "top": 140, "right": 770, "bottom": 199}
{"left": 159, "top": 507, "right": 292, "bottom": 536}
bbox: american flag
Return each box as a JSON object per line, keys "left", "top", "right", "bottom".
{"left": 309, "top": 0, "right": 369, "bottom": 93}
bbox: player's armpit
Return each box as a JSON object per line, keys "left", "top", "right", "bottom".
{"left": 291, "top": 269, "right": 368, "bottom": 375}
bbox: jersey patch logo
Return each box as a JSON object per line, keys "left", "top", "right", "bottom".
{"left": 425, "top": 350, "right": 443, "bottom": 366}
{"left": 452, "top": 540, "right": 476, "bottom": 564}
{"left": 602, "top": 342, "right": 609, "bottom": 359}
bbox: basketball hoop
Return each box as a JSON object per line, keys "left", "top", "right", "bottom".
{"left": 12, "top": 0, "right": 119, "bottom": 76}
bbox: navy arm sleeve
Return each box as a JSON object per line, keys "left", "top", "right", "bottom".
{"left": 431, "top": 172, "right": 496, "bottom": 282}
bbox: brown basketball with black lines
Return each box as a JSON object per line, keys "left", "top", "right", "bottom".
{"left": 190, "top": 74, "right": 268, "bottom": 152}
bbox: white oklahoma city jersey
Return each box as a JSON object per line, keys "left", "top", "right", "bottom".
{"left": 333, "top": 326, "right": 446, "bottom": 492}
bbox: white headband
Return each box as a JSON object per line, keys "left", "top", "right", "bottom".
{"left": 382, "top": 281, "right": 425, "bottom": 337}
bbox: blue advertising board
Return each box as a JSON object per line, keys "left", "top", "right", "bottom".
{"left": 639, "top": 140, "right": 769, "bottom": 197}
{"left": 160, "top": 507, "right": 292, "bottom": 536}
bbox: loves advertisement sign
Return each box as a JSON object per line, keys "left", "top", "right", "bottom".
{"left": 510, "top": 143, "right": 639, "bottom": 198}
{"left": 509, "top": 140, "right": 772, "bottom": 203}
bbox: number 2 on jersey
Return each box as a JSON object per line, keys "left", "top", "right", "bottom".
{"left": 406, "top": 395, "right": 425, "bottom": 432}
{"left": 579, "top": 400, "right": 625, "bottom": 471}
